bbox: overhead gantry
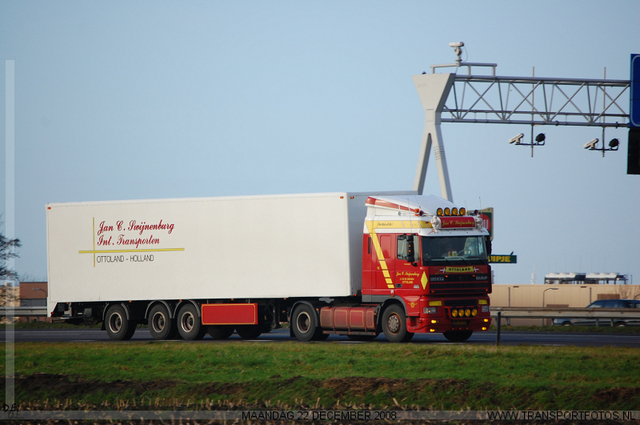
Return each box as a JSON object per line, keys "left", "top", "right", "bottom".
{"left": 413, "top": 42, "right": 631, "bottom": 200}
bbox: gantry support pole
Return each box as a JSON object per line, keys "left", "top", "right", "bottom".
{"left": 412, "top": 73, "right": 455, "bottom": 201}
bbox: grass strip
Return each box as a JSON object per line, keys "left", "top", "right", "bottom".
{"left": 3, "top": 341, "right": 640, "bottom": 411}
{"left": 14, "top": 321, "right": 640, "bottom": 333}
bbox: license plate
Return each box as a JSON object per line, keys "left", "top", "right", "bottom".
{"left": 452, "top": 320, "right": 467, "bottom": 325}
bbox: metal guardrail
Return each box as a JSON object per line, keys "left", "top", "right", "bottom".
{"left": 0, "top": 307, "right": 48, "bottom": 317}
{"left": 490, "top": 307, "right": 640, "bottom": 346}
{"left": 491, "top": 307, "right": 640, "bottom": 320}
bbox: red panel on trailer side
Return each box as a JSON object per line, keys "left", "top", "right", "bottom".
{"left": 201, "top": 303, "right": 258, "bottom": 325}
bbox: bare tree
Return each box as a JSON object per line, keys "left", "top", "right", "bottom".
{"left": 618, "top": 284, "right": 640, "bottom": 301}
{"left": 0, "top": 229, "right": 21, "bottom": 281}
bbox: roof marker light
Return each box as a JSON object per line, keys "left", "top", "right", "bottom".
{"left": 444, "top": 207, "right": 451, "bottom": 216}
{"left": 452, "top": 207, "right": 458, "bottom": 216}
{"left": 460, "top": 207, "right": 466, "bottom": 216}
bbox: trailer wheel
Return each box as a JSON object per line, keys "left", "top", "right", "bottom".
{"left": 148, "top": 304, "right": 177, "bottom": 340}
{"left": 291, "top": 304, "right": 317, "bottom": 342}
{"left": 382, "top": 304, "right": 412, "bottom": 343}
{"left": 105, "top": 304, "right": 135, "bottom": 341}
{"left": 443, "top": 330, "right": 473, "bottom": 342}
{"left": 236, "top": 325, "right": 262, "bottom": 340}
{"left": 177, "top": 304, "right": 207, "bottom": 340}
{"left": 207, "top": 326, "right": 234, "bottom": 340}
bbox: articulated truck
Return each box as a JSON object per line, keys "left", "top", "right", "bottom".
{"left": 47, "top": 192, "right": 492, "bottom": 342}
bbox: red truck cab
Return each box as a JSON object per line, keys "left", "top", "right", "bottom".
{"left": 360, "top": 196, "right": 492, "bottom": 342}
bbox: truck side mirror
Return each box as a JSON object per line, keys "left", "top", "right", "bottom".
{"left": 485, "top": 236, "right": 492, "bottom": 256}
{"left": 406, "top": 238, "right": 415, "bottom": 263}
{"left": 397, "top": 234, "right": 415, "bottom": 263}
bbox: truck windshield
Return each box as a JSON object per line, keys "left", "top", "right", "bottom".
{"left": 422, "top": 236, "right": 488, "bottom": 265}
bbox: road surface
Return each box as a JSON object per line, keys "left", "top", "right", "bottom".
{"left": 2, "top": 328, "right": 638, "bottom": 347}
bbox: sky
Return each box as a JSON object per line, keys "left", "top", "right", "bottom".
{"left": 1, "top": 0, "right": 639, "bottom": 285}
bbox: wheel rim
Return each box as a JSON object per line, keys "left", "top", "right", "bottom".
{"left": 387, "top": 313, "right": 401, "bottom": 334}
{"left": 296, "top": 311, "right": 311, "bottom": 334}
{"left": 152, "top": 312, "right": 167, "bottom": 333}
{"left": 109, "top": 312, "right": 123, "bottom": 333}
{"left": 181, "top": 311, "right": 195, "bottom": 332}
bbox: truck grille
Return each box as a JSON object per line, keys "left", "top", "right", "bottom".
{"left": 443, "top": 299, "right": 477, "bottom": 307}
{"left": 431, "top": 273, "right": 489, "bottom": 282}
{"left": 430, "top": 281, "right": 490, "bottom": 293}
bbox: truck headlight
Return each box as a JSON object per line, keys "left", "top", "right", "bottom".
{"left": 424, "top": 307, "right": 438, "bottom": 314}
{"left": 481, "top": 305, "right": 490, "bottom": 313}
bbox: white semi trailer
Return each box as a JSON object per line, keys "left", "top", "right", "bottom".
{"left": 47, "top": 191, "right": 492, "bottom": 342}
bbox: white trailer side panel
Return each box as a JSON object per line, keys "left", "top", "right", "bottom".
{"left": 46, "top": 193, "right": 371, "bottom": 306}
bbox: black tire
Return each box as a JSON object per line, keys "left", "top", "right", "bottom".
{"left": 236, "top": 325, "right": 262, "bottom": 340}
{"left": 291, "top": 304, "right": 317, "bottom": 342}
{"left": 381, "top": 304, "right": 412, "bottom": 343}
{"left": 208, "top": 326, "right": 235, "bottom": 340}
{"left": 148, "top": 303, "right": 177, "bottom": 340}
{"left": 347, "top": 334, "right": 377, "bottom": 342}
{"left": 105, "top": 304, "right": 135, "bottom": 341}
{"left": 177, "top": 304, "right": 207, "bottom": 340}
{"left": 443, "top": 330, "right": 473, "bottom": 342}
{"left": 402, "top": 332, "right": 414, "bottom": 342}
{"left": 312, "top": 330, "right": 330, "bottom": 341}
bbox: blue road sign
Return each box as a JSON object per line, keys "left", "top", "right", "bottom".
{"left": 632, "top": 54, "right": 640, "bottom": 128}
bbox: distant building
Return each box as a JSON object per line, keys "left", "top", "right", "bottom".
{"left": 544, "top": 273, "right": 628, "bottom": 285}
{"left": 18, "top": 282, "right": 48, "bottom": 322}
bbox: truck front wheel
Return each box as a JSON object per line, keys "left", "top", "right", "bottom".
{"left": 291, "top": 304, "right": 317, "bottom": 342}
{"left": 177, "top": 304, "right": 207, "bottom": 340}
{"left": 148, "top": 304, "right": 177, "bottom": 340}
{"left": 382, "top": 304, "right": 413, "bottom": 343}
{"left": 105, "top": 304, "right": 136, "bottom": 341}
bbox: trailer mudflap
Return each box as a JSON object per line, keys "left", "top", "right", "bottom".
{"left": 202, "top": 303, "right": 258, "bottom": 325}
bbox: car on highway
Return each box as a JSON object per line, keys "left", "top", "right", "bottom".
{"left": 553, "top": 299, "right": 640, "bottom": 327}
